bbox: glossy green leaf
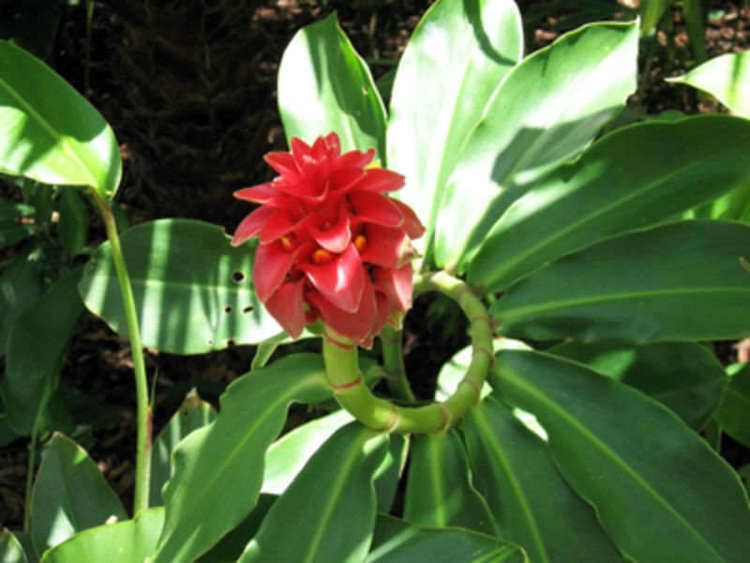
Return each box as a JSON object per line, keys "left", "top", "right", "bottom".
{"left": 0, "top": 529, "right": 27, "bottom": 563}
{"left": 494, "top": 221, "right": 750, "bottom": 342}
{"left": 550, "top": 341, "right": 726, "bottom": 429}
{"left": 57, "top": 188, "right": 89, "bottom": 257}
{"left": 492, "top": 350, "right": 750, "bottom": 562}
{"left": 40, "top": 508, "right": 163, "bottom": 563}
{"left": 30, "top": 434, "right": 127, "bottom": 554}
{"left": 197, "top": 496, "right": 275, "bottom": 563}
{"left": 366, "top": 516, "right": 526, "bottom": 563}
{"left": 387, "top": 0, "right": 523, "bottom": 252}
{"left": 0, "top": 198, "right": 34, "bottom": 249}
{"left": 404, "top": 430, "right": 496, "bottom": 535}
{"left": 149, "top": 390, "right": 217, "bottom": 506}
{"left": 470, "top": 116, "right": 750, "bottom": 290}
{"left": 278, "top": 13, "right": 386, "bottom": 157}
{"left": 0, "top": 249, "right": 44, "bottom": 352}
{"left": 262, "top": 409, "right": 352, "bottom": 495}
{"left": 668, "top": 51, "right": 750, "bottom": 117}
{"left": 435, "top": 21, "right": 638, "bottom": 270}
{"left": 239, "top": 423, "right": 389, "bottom": 563}
{"left": 79, "top": 219, "right": 281, "bottom": 355}
{"left": 0, "top": 41, "right": 120, "bottom": 197}
{"left": 715, "top": 363, "right": 750, "bottom": 447}
{"left": 640, "top": 0, "right": 669, "bottom": 34}
{"left": 153, "top": 354, "right": 331, "bottom": 563}
{"left": 463, "top": 398, "right": 619, "bottom": 562}
{"left": 2, "top": 270, "right": 82, "bottom": 434}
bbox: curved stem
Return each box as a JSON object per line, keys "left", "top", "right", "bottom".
{"left": 90, "top": 192, "right": 151, "bottom": 514}
{"left": 379, "top": 326, "right": 416, "bottom": 403}
{"left": 322, "top": 271, "right": 493, "bottom": 434}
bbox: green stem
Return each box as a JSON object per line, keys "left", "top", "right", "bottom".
{"left": 90, "top": 192, "right": 151, "bottom": 515}
{"left": 380, "top": 326, "right": 416, "bottom": 403}
{"left": 322, "top": 271, "right": 493, "bottom": 434}
{"left": 22, "top": 421, "right": 41, "bottom": 531}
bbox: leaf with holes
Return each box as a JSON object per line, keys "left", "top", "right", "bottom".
{"left": 239, "top": 423, "right": 389, "bottom": 563}
{"left": 278, "top": 12, "right": 386, "bottom": 158}
{"left": 153, "top": 354, "right": 331, "bottom": 563}
{"left": 491, "top": 350, "right": 750, "bottom": 562}
{"left": 0, "top": 40, "right": 121, "bottom": 196}
{"left": 79, "top": 219, "right": 281, "bottom": 355}
{"left": 30, "top": 434, "right": 128, "bottom": 554}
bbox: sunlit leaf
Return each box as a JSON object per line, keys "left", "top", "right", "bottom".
{"left": 31, "top": 434, "right": 127, "bottom": 554}
{"left": 278, "top": 13, "right": 386, "bottom": 157}
{"left": 0, "top": 40, "right": 121, "bottom": 197}
{"left": 79, "top": 219, "right": 281, "bottom": 355}
{"left": 387, "top": 0, "right": 523, "bottom": 253}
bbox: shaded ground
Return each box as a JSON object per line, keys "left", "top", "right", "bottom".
{"left": 1, "top": 0, "right": 750, "bottom": 528}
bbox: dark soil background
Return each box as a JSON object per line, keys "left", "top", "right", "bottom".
{"left": 1, "top": 0, "right": 749, "bottom": 529}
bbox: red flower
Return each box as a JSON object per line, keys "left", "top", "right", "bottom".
{"left": 232, "top": 133, "right": 424, "bottom": 346}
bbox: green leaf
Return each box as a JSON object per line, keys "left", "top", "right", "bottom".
{"left": 197, "top": 496, "right": 275, "bottom": 563}
{"left": 0, "top": 249, "right": 44, "bottom": 353}
{"left": 469, "top": 116, "right": 750, "bottom": 290}
{"left": 715, "top": 363, "right": 750, "bottom": 447}
{"left": 57, "top": 188, "right": 89, "bottom": 257}
{"left": 463, "top": 398, "right": 620, "bottom": 562}
{"left": 149, "top": 390, "right": 217, "bottom": 506}
{"left": 434, "top": 21, "right": 639, "bottom": 270}
{"left": 387, "top": 0, "right": 523, "bottom": 252}
{"left": 239, "top": 423, "right": 389, "bottom": 563}
{"left": 640, "top": 0, "right": 669, "bottom": 34}
{"left": 492, "top": 350, "right": 750, "bottom": 562}
{"left": 278, "top": 13, "right": 386, "bottom": 157}
{"left": 366, "top": 515, "right": 526, "bottom": 563}
{"left": 2, "top": 270, "right": 83, "bottom": 434}
{"left": 667, "top": 51, "right": 750, "bottom": 117}
{"left": 262, "top": 409, "right": 352, "bottom": 496}
{"left": 153, "top": 354, "right": 331, "bottom": 563}
{"left": 0, "top": 529, "right": 28, "bottom": 563}
{"left": 404, "top": 430, "right": 496, "bottom": 535}
{"left": 40, "top": 508, "right": 163, "bottom": 563}
{"left": 0, "top": 198, "right": 34, "bottom": 249}
{"left": 0, "top": 41, "right": 121, "bottom": 197}
{"left": 493, "top": 220, "right": 750, "bottom": 342}
{"left": 79, "top": 219, "right": 281, "bottom": 355}
{"left": 550, "top": 341, "right": 726, "bottom": 429}
{"left": 30, "top": 434, "right": 127, "bottom": 554}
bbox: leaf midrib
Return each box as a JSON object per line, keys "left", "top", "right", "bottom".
{"left": 488, "top": 148, "right": 736, "bottom": 286}
{"left": 303, "top": 429, "right": 371, "bottom": 563}
{"left": 501, "top": 364, "right": 726, "bottom": 561}
{"left": 0, "top": 74, "right": 99, "bottom": 189}
{"left": 157, "top": 376, "right": 321, "bottom": 561}
{"left": 499, "top": 286, "right": 750, "bottom": 322}
{"left": 470, "top": 408, "right": 550, "bottom": 563}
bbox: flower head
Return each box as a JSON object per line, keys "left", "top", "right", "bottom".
{"left": 232, "top": 132, "right": 424, "bottom": 346}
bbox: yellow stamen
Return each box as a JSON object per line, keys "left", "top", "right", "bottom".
{"left": 354, "top": 234, "right": 367, "bottom": 252}
{"left": 280, "top": 235, "right": 294, "bottom": 251}
{"left": 312, "top": 248, "right": 334, "bottom": 264}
